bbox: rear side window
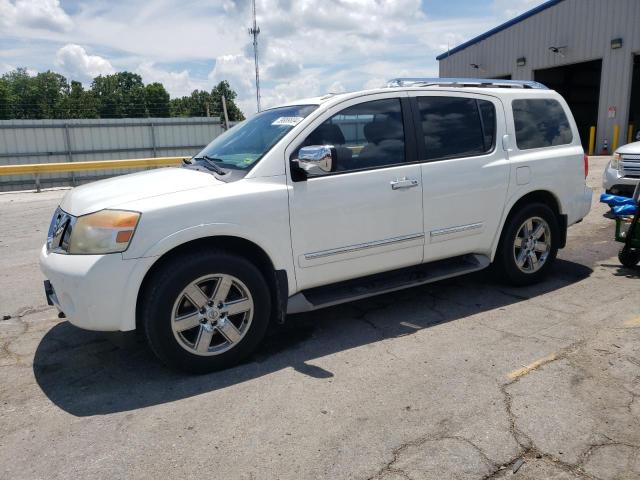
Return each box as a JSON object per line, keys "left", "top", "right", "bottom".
{"left": 512, "top": 99, "right": 573, "bottom": 150}
{"left": 417, "top": 96, "right": 496, "bottom": 161}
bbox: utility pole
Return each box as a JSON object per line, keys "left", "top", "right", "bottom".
{"left": 248, "top": 0, "right": 261, "bottom": 112}
{"left": 221, "top": 95, "right": 230, "bottom": 130}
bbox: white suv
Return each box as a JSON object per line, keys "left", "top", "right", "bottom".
{"left": 40, "top": 78, "right": 592, "bottom": 373}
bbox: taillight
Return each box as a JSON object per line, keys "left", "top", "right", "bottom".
{"left": 583, "top": 153, "right": 589, "bottom": 178}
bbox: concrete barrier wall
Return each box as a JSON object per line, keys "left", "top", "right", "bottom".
{"left": 0, "top": 117, "right": 229, "bottom": 191}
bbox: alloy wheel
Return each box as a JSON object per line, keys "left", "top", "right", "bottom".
{"left": 171, "top": 274, "right": 254, "bottom": 356}
{"left": 513, "top": 216, "right": 551, "bottom": 274}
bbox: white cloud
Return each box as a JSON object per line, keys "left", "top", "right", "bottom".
{"left": 0, "top": 62, "right": 15, "bottom": 75}
{"left": 0, "top": 62, "right": 36, "bottom": 76}
{"left": 234, "top": 0, "right": 495, "bottom": 112}
{"left": 136, "top": 62, "right": 208, "bottom": 98}
{"left": 492, "top": 0, "right": 543, "bottom": 18}
{"left": 363, "top": 77, "right": 387, "bottom": 90}
{"left": 261, "top": 74, "right": 323, "bottom": 111}
{"left": 54, "top": 44, "right": 114, "bottom": 81}
{"left": 2, "top": 0, "right": 514, "bottom": 115}
{"left": 209, "top": 54, "right": 255, "bottom": 91}
{"left": 0, "top": 0, "right": 72, "bottom": 32}
{"left": 327, "top": 81, "right": 346, "bottom": 94}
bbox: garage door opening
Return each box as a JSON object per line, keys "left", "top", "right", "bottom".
{"left": 534, "top": 59, "right": 602, "bottom": 149}
{"left": 627, "top": 55, "right": 640, "bottom": 142}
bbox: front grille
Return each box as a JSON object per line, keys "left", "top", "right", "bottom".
{"left": 621, "top": 154, "right": 640, "bottom": 178}
{"left": 47, "top": 207, "right": 75, "bottom": 253}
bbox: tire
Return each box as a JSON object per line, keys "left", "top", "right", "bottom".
{"left": 493, "top": 203, "right": 560, "bottom": 286}
{"left": 618, "top": 247, "right": 640, "bottom": 268}
{"left": 141, "top": 250, "right": 271, "bottom": 374}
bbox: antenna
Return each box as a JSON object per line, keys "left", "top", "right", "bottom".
{"left": 248, "top": 0, "right": 261, "bottom": 112}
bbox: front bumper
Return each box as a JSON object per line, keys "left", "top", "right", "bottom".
{"left": 39, "top": 245, "right": 156, "bottom": 331}
{"left": 603, "top": 163, "right": 639, "bottom": 196}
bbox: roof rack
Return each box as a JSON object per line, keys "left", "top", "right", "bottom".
{"left": 386, "top": 77, "right": 548, "bottom": 89}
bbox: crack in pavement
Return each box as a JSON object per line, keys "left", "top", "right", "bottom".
{"left": 359, "top": 307, "right": 609, "bottom": 480}
{"left": 366, "top": 435, "right": 499, "bottom": 480}
{"left": 350, "top": 305, "right": 418, "bottom": 366}
{"left": 365, "top": 339, "right": 601, "bottom": 480}
{"left": 491, "top": 335, "right": 640, "bottom": 479}
{"left": 580, "top": 434, "right": 640, "bottom": 464}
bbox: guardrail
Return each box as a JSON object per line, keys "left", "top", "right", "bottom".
{"left": 0, "top": 156, "right": 188, "bottom": 192}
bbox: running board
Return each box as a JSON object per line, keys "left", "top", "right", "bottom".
{"left": 287, "top": 254, "right": 490, "bottom": 314}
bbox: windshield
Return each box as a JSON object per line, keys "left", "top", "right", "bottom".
{"left": 196, "top": 104, "right": 318, "bottom": 170}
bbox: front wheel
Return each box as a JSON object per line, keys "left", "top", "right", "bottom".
{"left": 141, "top": 250, "right": 271, "bottom": 373}
{"left": 493, "top": 203, "right": 560, "bottom": 286}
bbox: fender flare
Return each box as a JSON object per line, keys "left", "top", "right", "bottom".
{"left": 130, "top": 222, "right": 289, "bottom": 272}
{"left": 489, "top": 188, "right": 565, "bottom": 261}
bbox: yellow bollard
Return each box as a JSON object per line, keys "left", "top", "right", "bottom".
{"left": 628, "top": 124, "right": 634, "bottom": 144}
{"left": 613, "top": 124, "right": 620, "bottom": 152}
{"left": 588, "top": 126, "right": 596, "bottom": 156}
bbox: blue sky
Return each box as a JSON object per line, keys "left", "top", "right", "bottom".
{"left": 0, "top": 0, "right": 545, "bottom": 114}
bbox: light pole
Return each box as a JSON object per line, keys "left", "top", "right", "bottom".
{"left": 248, "top": 0, "right": 261, "bottom": 112}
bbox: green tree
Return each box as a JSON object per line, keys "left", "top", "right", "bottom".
{"left": 211, "top": 80, "right": 244, "bottom": 121}
{"left": 170, "top": 89, "right": 211, "bottom": 117}
{"left": 0, "top": 78, "right": 12, "bottom": 119}
{"left": 168, "top": 96, "right": 189, "bottom": 117}
{"left": 145, "top": 82, "right": 170, "bottom": 117}
{"left": 169, "top": 82, "right": 244, "bottom": 120}
{"left": 2, "top": 69, "right": 69, "bottom": 119}
{"left": 33, "top": 71, "right": 69, "bottom": 119}
{"left": 2, "top": 68, "right": 37, "bottom": 119}
{"left": 0, "top": 67, "right": 245, "bottom": 120}
{"left": 57, "top": 81, "right": 99, "bottom": 118}
{"left": 91, "top": 72, "right": 147, "bottom": 118}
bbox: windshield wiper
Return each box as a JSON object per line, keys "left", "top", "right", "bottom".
{"left": 190, "top": 155, "right": 228, "bottom": 175}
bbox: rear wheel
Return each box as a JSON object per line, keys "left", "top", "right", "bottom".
{"left": 494, "top": 203, "right": 560, "bottom": 286}
{"left": 618, "top": 247, "right": 640, "bottom": 268}
{"left": 141, "top": 250, "right": 271, "bottom": 373}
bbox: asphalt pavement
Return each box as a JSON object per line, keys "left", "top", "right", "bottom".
{"left": 0, "top": 156, "right": 639, "bottom": 479}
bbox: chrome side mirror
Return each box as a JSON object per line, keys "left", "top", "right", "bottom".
{"left": 296, "top": 145, "right": 336, "bottom": 175}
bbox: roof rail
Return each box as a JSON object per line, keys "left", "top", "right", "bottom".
{"left": 386, "top": 77, "right": 548, "bottom": 89}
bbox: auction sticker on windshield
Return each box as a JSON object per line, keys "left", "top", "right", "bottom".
{"left": 272, "top": 116, "right": 304, "bottom": 126}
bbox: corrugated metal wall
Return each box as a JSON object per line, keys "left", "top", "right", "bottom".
{"left": 0, "top": 117, "right": 228, "bottom": 191}
{"left": 438, "top": 0, "right": 640, "bottom": 151}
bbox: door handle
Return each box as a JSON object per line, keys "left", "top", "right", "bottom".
{"left": 390, "top": 177, "right": 419, "bottom": 190}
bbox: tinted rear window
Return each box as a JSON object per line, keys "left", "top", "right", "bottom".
{"left": 512, "top": 99, "right": 573, "bottom": 150}
{"left": 417, "top": 96, "right": 496, "bottom": 161}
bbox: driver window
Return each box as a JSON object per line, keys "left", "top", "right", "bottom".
{"left": 298, "top": 98, "right": 406, "bottom": 174}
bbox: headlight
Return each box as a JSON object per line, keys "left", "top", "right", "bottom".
{"left": 611, "top": 153, "right": 621, "bottom": 171}
{"left": 68, "top": 210, "right": 141, "bottom": 254}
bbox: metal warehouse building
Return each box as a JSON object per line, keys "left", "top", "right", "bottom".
{"left": 438, "top": 0, "right": 640, "bottom": 154}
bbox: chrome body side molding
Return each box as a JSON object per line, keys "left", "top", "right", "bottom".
{"left": 304, "top": 233, "right": 425, "bottom": 261}
{"left": 430, "top": 222, "right": 483, "bottom": 237}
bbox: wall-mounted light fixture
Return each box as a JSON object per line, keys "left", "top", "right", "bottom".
{"left": 611, "top": 38, "right": 623, "bottom": 49}
{"left": 470, "top": 63, "right": 480, "bottom": 69}
{"left": 516, "top": 57, "right": 526, "bottom": 67}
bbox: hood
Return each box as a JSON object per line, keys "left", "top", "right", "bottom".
{"left": 60, "top": 167, "right": 223, "bottom": 216}
{"left": 616, "top": 141, "right": 640, "bottom": 155}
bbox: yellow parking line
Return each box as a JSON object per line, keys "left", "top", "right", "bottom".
{"left": 623, "top": 316, "right": 640, "bottom": 328}
{"left": 508, "top": 353, "right": 558, "bottom": 380}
